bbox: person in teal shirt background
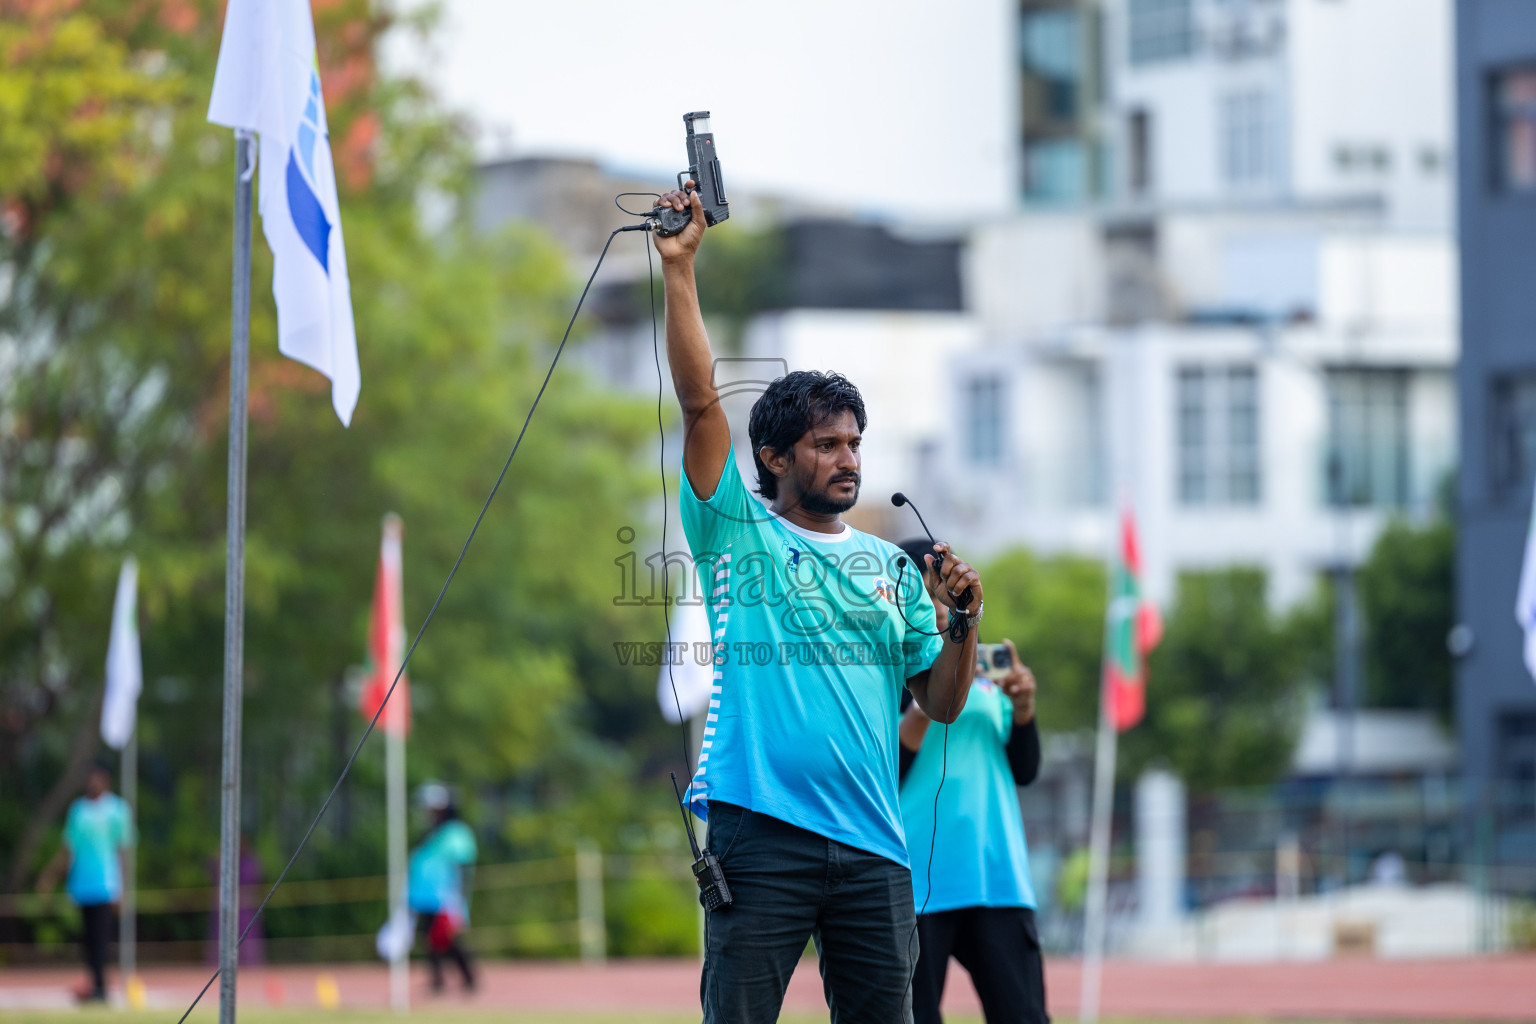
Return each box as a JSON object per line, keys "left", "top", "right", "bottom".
{"left": 407, "top": 784, "right": 477, "bottom": 993}
{"left": 36, "top": 763, "right": 135, "bottom": 1002}
{"left": 897, "top": 539, "right": 1048, "bottom": 1024}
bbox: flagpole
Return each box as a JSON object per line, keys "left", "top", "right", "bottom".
{"left": 386, "top": 722, "right": 407, "bottom": 1013}
{"left": 1079, "top": 680, "right": 1117, "bottom": 1024}
{"left": 218, "top": 126, "right": 255, "bottom": 1024}
{"left": 381, "top": 513, "right": 408, "bottom": 1013}
{"left": 1080, "top": 508, "right": 1123, "bottom": 1024}
{"left": 120, "top": 727, "right": 137, "bottom": 993}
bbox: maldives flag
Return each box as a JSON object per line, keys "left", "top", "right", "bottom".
{"left": 360, "top": 514, "right": 409, "bottom": 735}
{"left": 1103, "top": 507, "right": 1163, "bottom": 731}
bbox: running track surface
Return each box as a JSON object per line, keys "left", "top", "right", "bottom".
{"left": 2, "top": 956, "right": 1534, "bottom": 1020}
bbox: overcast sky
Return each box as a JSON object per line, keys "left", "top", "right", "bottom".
{"left": 383, "top": 0, "right": 1017, "bottom": 221}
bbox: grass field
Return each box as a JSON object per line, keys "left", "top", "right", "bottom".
{"left": 1, "top": 1014, "right": 989, "bottom": 1024}
{"left": 0, "top": 1013, "right": 1445, "bottom": 1024}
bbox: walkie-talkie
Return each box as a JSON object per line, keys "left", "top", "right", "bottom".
{"left": 670, "top": 772, "right": 732, "bottom": 912}
{"left": 655, "top": 111, "right": 730, "bottom": 238}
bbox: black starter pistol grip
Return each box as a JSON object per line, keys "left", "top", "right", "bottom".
{"left": 655, "top": 111, "right": 730, "bottom": 238}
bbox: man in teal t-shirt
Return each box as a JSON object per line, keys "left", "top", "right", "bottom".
{"left": 407, "top": 786, "right": 477, "bottom": 993}
{"left": 36, "top": 764, "right": 135, "bottom": 1002}
{"left": 898, "top": 539, "right": 1048, "bottom": 1024}
{"left": 653, "top": 181, "right": 986, "bottom": 1024}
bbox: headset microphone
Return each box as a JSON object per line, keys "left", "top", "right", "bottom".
{"left": 890, "top": 492, "right": 971, "bottom": 610}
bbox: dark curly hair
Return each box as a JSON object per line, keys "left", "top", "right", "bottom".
{"left": 747, "top": 370, "right": 868, "bottom": 500}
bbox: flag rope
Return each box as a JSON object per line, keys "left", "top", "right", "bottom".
{"left": 173, "top": 224, "right": 636, "bottom": 1024}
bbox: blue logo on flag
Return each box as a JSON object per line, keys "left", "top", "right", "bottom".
{"left": 286, "top": 68, "right": 331, "bottom": 272}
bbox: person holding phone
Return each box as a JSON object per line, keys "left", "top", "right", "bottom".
{"left": 896, "top": 538, "right": 1047, "bottom": 1024}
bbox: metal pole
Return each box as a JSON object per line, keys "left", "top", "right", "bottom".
{"left": 576, "top": 843, "right": 606, "bottom": 963}
{"left": 386, "top": 724, "right": 408, "bottom": 1013}
{"left": 1332, "top": 564, "right": 1359, "bottom": 887}
{"left": 121, "top": 728, "right": 137, "bottom": 992}
{"left": 1079, "top": 691, "right": 1118, "bottom": 1024}
{"left": 218, "top": 127, "right": 255, "bottom": 1024}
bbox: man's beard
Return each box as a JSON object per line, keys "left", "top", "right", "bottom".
{"left": 800, "top": 476, "right": 860, "bottom": 515}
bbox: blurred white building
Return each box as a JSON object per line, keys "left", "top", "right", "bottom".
{"left": 940, "top": 0, "right": 1462, "bottom": 606}
{"left": 1102, "top": 0, "right": 1453, "bottom": 230}
{"left": 470, "top": 0, "right": 1459, "bottom": 612}
{"left": 923, "top": 217, "right": 1457, "bottom": 608}
{"left": 1022, "top": 0, "right": 1454, "bottom": 231}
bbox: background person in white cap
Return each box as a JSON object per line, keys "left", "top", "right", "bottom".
{"left": 407, "top": 783, "right": 477, "bottom": 993}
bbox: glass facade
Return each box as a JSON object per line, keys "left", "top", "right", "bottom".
{"left": 1020, "top": 1, "right": 1102, "bottom": 204}
{"left": 965, "top": 376, "right": 1006, "bottom": 466}
{"left": 1490, "top": 370, "right": 1536, "bottom": 503}
{"left": 1494, "top": 67, "right": 1536, "bottom": 192}
{"left": 1325, "top": 370, "right": 1410, "bottom": 508}
{"left": 1128, "top": 0, "right": 1196, "bottom": 66}
{"left": 1025, "top": 139, "right": 1090, "bottom": 202}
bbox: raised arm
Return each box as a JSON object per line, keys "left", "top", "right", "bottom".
{"left": 653, "top": 184, "right": 732, "bottom": 498}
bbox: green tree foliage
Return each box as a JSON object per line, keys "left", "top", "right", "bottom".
{"left": 2, "top": 0, "right": 697, "bottom": 954}
{"left": 976, "top": 547, "right": 1106, "bottom": 733}
{"left": 1121, "top": 568, "right": 1307, "bottom": 789}
{"left": 1357, "top": 515, "right": 1455, "bottom": 719}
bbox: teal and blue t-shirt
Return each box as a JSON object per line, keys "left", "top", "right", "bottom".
{"left": 680, "top": 455, "right": 944, "bottom": 868}
{"left": 900, "top": 679, "right": 1037, "bottom": 912}
{"left": 408, "top": 819, "right": 477, "bottom": 918}
{"left": 63, "top": 793, "right": 134, "bottom": 906}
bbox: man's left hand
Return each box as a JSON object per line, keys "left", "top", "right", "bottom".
{"left": 997, "top": 638, "right": 1036, "bottom": 723}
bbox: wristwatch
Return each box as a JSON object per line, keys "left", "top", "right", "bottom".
{"left": 963, "top": 601, "right": 984, "bottom": 630}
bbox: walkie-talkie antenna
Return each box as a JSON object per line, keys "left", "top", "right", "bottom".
{"left": 670, "top": 771, "right": 704, "bottom": 859}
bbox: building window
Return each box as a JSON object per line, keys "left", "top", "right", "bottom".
{"left": 1326, "top": 370, "right": 1409, "bottom": 508}
{"left": 1129, "top": 0, "right": 1195, "bottom": 66}
{"left": 1498, "top": 712, "right": 1536, "bottom": 828}
{"left": 1025, "top": 139, "right": 1089, "bottom": 203}
{"left": 1490, "top": 371, "right": 1536, "bottom": 504}
{"left": 966, "top": 376, "right": 1006, "bottom": 466}
{"left": 1220, "top": 90, "right": 1272, "bottom": 185}
{"left": 1128, "top": 108, "right": 1153, "bottom": 194}
{"left": 1177, "top": 365, "right": 1261, "bottom": 506}
{"left": 1021, "top": 7, "right": 1082, "bottom": 121}
{"left": 1493, "top": 67, "right": 1536, "bottom": 192}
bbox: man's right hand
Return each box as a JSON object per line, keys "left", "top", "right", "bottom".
{"left": 653, "top": 181, "right": 707, "bottom": 263}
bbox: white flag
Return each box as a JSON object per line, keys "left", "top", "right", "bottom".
{"left": 1517, "top": 478, "right": 1536, "bottom": 683}
{"left": 207, "top": 0, "right": 360, "bottom": 426}
{"left": 101, "top": 558, "right": 143, "bottom": 750}
{"left": 657, "top": 589, "right": 717, "bottom": 725}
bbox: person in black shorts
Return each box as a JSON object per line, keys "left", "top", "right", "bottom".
{"left": 897, "top": 538, "right": 1049, "bottom": 1024}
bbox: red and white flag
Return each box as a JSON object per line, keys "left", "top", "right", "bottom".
{"left": 1103, "top": 506, "right": 1163, "bottom": 732}
{"left": 360, "top": 514, "right": 409, "bottom": 734}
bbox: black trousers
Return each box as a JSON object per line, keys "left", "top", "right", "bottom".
{"left": 78, "top": 902, "right": 114, "bottom": 998}
{"left": 913, "top": 906, "right": 1048, "bottom": 1024}
{"left": 701, "top": 802, "right": 918, "bottom": 1024}
{"left": 415, "top": 911, "right": 475, "bottom": 991}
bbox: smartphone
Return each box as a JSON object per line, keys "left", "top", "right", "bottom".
{"left": 977, "top": 643, "right": 1013, "bottom": 680}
